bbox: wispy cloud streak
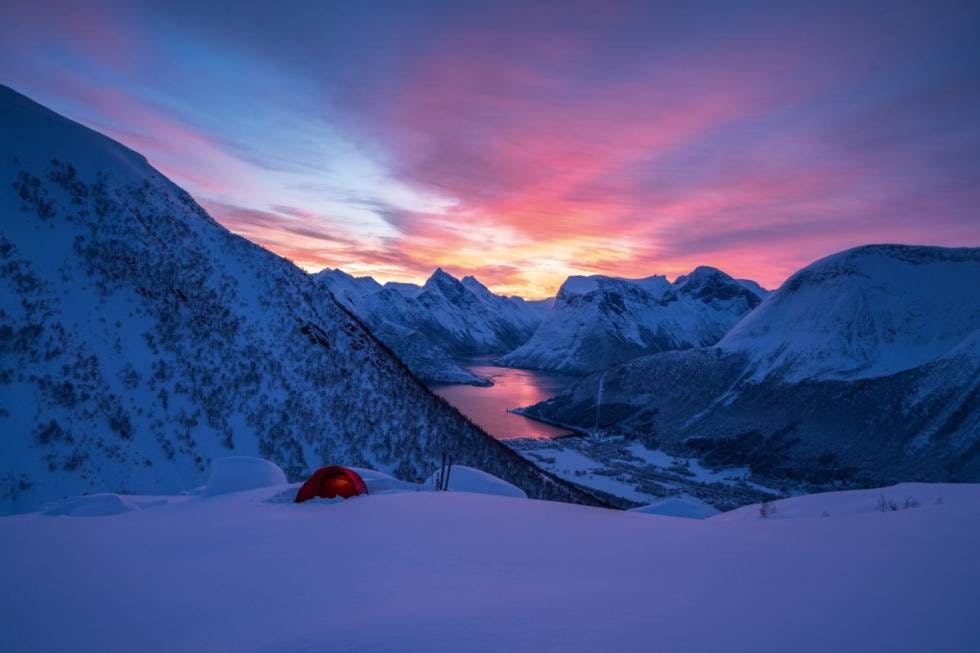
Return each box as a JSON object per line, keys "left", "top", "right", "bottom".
{"left": 2, "top": 1, "right": 978, "bottom": 296}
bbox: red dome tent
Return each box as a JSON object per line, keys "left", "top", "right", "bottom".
{"left": 294, "top": 466, "right": 368, "bottom": 502}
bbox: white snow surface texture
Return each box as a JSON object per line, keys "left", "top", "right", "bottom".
{"left": 2, "top": 480, "right": 978, "bottom": 652}
{"left": 424, "top": 464, "right": 528, "bottom": 498}
{"left": 629, "top": 495, "right": 720, "bottom": 519}
{"left": 204, "top": 456, "right": 287, "bottom": 496}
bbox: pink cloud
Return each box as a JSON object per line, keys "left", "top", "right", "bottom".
{"left": 6, "top": 1, "right": 977, "bottom": 298}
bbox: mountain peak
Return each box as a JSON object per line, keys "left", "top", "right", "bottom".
{"left": 1, "top": 84, "right": 150, "bottom": 180}
{"left": 674, "top": 266, "right": 728, "bottom": 286}
{"left": 674, "top": 266, "right": 762, "bottom": 307}
{"left": 721, "top": 243, "right": 980, "bottom": 381}
{"left": 556, "top": 275, "right": 602, "bottom": 299}
{"left": 315, "top": 267, "right": 353, "bottom": 282}
{"left": 425, "top": 267, "right": 458, "bottom": 286}
{"left": 423, "top": 267, "right": 473, "bottom": 303}
{"left": 782, "top": 244, "right": 980, "bottom": 296}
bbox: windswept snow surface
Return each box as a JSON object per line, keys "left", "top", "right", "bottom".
{"left": 630, "top": 495, "right": 720, "bottom": 519}
{"left": 713, "top": 482, "right": 968, "bottom": 521}
{"left": 2, "top": 483, "right": 979, "bottom": 652}
{"left": 204, "top": 457, "right": 287, "bottom": 496}
{"left": 347, "top": 467, "right": 418, "bottom": 494}
{"left": 424, "top": 464, "right": 528, "bottom": 498}
{"left": 40, "top": 492, "right": 140, "bottom": 517}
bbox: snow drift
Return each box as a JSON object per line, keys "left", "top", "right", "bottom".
{"left": 41, "top": 493, "right": 140, "bottom": 517}
{"left": 424, "top": 465, "right": 528, "bottom": 498}
{"left": 629, "top": 496, "right": 720, "bottom": 519}
{"left": 204, "top": 457, "right": 287, "bottom": 496}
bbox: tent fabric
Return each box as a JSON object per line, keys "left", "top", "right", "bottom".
{"left": 294, "top": 466, "right": 368, "bottom": 502}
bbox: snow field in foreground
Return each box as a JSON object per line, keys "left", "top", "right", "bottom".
{"left": 1, "top": 482, "right": 978, "bottom": 652}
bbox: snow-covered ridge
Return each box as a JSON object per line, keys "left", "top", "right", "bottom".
{"left": 498, "top": 266, "right": 765, "bottom": 374}
{"left": 719, "top": 244, "right": 980, "bottom": 381}
{"left": 315, "top": 266, "right": 545, "bottom": 384}
{"left": 322, "top": 264, "right": 769, "bottom": 380}
{"left": 0, "top": 84, "right": 594, "bottom": 512}
{"left": 524, "top": 244, "right": 980, "bottom": 487}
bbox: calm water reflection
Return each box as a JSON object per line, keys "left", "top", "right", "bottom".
{"left": 429, "top": 357, "right": 580, "bottom": 439}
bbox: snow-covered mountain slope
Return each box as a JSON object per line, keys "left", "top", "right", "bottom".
{"left": 498, "top": 266, "right": 765, "bottom": 374}
{"left": 719, "top": 245, "right": 980, "bottom": 382}
{"left": 383, "top": 280, "right": 423, "bottom": 297}
{"left": 524, "top": 245, "right": 980, "bottom": 485}
{"left": 0, "top": 85, "right": 595, "bottom": 512}
{"left": 314, "top": 268, "right": 382, "bottom": 307}
{"left": 315, "top": 269, "right": 486, "bottom": 385}
{"left": 3, "top": 479, "right": 979, "bottom": 652}
{"left": 736, "top": 278, "right": 768, "bottom": 297}
{"left": 456, "top": 273, "right": 549, "bottom": 332}
{"left": 398, "top": 268, "right": 545, "bottom": 353}
{"left": 315, "top": 266, "right": 546, "bottom": 382}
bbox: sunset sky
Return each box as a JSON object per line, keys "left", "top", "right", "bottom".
{"left": 3, "top": 0, "right": 979, "bottom": 297}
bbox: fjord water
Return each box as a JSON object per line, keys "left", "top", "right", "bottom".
{"left": 429, "top": 358, "right": 580, "bottom": 439}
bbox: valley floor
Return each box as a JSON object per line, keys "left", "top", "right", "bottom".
{"left": 2, "top": 482, "right": 979, "bottom": 652}
{"left": 509, "top": 435, "right": 780, "bottom": 509}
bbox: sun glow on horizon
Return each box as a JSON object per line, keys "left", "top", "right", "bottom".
{"left": 3, "top": 1, "right": 978, "bottom": 297}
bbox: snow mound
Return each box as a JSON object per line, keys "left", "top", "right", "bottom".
{"left": 425, "top": 465, "right": 528, "bottom": 499}
{"left": 205, "top": 457, "right": 287, "bottom": 497}
{"left": 347, "top": 467, "right": 417, "bottom": 495}
{"left": 558, "top": 275, "right": 601, "bottom": 296}
{"left": 629, "top": 496, "right": 720, "bottom": 519}
{"left": 43, "top": 493, "right": 139, "bottom": 517}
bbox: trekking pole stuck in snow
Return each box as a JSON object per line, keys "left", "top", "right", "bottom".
{"left": 443, "top": 457, "right": 452, "bottom": 491}
{"left": 438, "top": 451, "right": 447, "bottom": 490}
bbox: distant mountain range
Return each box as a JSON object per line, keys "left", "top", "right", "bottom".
{"left": 0, "top": 85, "right": 595, "bottom": 513}
{"left": 497, "top": 266, "right": 766, "bottom": 374}
{"left": 319, "top": 264, "right": 767, "bottom": 381}
{"left": 5, "top": 83, "right": 975, "bottom": 512}
{"left": 315, "top": 267, "right": 548, "bottom": 384}
{"left": 524, "top": 245, "right": 980, "bottom": 485}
